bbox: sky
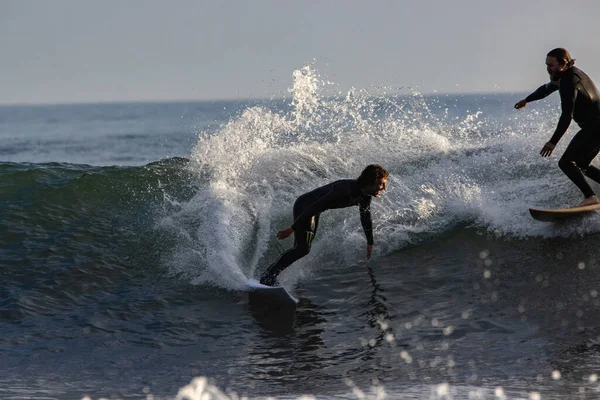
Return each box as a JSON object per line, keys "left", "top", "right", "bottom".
{"left": 2, "top": 0, "right": 600, "bottom": 105}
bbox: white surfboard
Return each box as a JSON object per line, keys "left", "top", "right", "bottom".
{"left": 529, "top": 203, "right": 600, "bottom": 222}
{"left": 247, "top": 279, "right": 299, "bottom": 305}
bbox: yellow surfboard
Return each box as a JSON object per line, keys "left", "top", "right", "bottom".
{"left": 529, "top": 203, "right": 600, "bottom": 222}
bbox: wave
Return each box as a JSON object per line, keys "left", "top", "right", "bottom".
{"left": 3, "top": 67, "right": 597, "bottom": 295}
{"left": 154, "top": 66, "right": 600, "bottom": 291}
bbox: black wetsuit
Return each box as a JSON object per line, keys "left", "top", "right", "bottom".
{"left": 260, "top": 179, "right": 374, "bottom": 286}
{"left": 526, "top": 66, "right": 600, "bottom": 197}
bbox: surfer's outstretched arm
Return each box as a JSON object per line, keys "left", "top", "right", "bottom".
{"left": 359, "top": 197, "right": 374, "bottom": 260}
{"left": 515, "top": 82, "right": 559, "bottom": 109}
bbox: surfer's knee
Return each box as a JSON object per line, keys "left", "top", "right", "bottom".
{"left": 297, "top": 245, "right": 310, "bottom": 257}
{"left": 577, "top": 161, "right": 592, "bottom": 171}
{"left": 558, "top": 157, "right": 576, "bottom": 172}
{"left": 293, "top": 242, "right": 311, "bottom": 258}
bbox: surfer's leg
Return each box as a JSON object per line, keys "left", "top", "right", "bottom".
{"left": 260, "top": 211, "right": 320, "bottom": 286}
{"left": 583, "top": 164, "right": 600, "bottom": 184}
{"left": 579, "top": 123, "right": 600, "bottom": 185}
{"left": 558, "top": 127, "right": 597, "bottom": 199}
{"left": 259, "top": 237, "right": 309, "bottom": 286}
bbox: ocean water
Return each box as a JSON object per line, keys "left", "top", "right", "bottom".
{"left": 2, "top": 66, "right": 600, "bottom": 399}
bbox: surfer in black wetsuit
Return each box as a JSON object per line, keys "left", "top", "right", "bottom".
{"left": 515, "top": 48, "right": 600, "bottom": 207}
{"left": 259, "top": 164, "right": 389, "bottom": 286}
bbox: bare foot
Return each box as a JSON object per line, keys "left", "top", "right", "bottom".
{"left": 576, "top": 196, "right": 600, "bottom": 207}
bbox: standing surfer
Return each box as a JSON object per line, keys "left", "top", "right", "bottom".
{"left": 515, "top": 48, "right": 600, "bottom": 207}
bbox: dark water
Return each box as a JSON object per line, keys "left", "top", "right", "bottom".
{"left": 2, "top": 76, "right": 600, "bottom": 399}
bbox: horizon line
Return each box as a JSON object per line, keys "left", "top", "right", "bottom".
{"left": 0, "top": 90, "right": 529, "bottom": 108}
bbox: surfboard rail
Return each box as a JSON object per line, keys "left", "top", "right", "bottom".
{"left": 529, "top": 203, "right": 600, "bottom": 222}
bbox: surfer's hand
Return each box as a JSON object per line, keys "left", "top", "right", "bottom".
{"left": 514, "top": 99, "right": 527, "bottom": 110}
{"left": 540, "top": 142, "right": 555, "bottom": 157}
{"left": 366, "top": 244, "right": 373, "bottom": 260}
{"left": 277, "top": 227, "right": 294, "bottom": 240}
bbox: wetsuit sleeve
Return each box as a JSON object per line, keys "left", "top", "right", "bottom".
{"left": 359, "top": 197, "right": 374, "bottom": 245}
{"left": 549, "top": 78, "right": 577, "bottom": 145}
{"left": 291, "top": 191, "right": 337, "bottom": 230}
{"left": 525, "top": 82, "right": 559, "bottom": 102}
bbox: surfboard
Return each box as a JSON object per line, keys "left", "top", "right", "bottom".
{"left": 247, "top": 279, "right": 299, "bottom": 305}
{"left": 529, "top": 203, "right": 600, "bottom": 222}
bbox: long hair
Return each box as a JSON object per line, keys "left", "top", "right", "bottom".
{"left": 357, "top": 164, "right": 389, "bottom": 188}
{"left": 547, "top": 48, "right": 575, "bottom": 68}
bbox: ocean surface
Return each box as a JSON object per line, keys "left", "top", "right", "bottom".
{"left": 3, "top": 67, "right": 600, "bottom": 399}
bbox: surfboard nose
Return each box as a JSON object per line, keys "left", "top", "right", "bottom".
{"left": 247, "top": 279, "right": 299, "bottom": 305}
{"left": 529, "top": 203, "right": 600, "bottom": 222}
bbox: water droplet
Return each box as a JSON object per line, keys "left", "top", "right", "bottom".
{"left": 552, "top": 370, "right": 561, "bottom": 380}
